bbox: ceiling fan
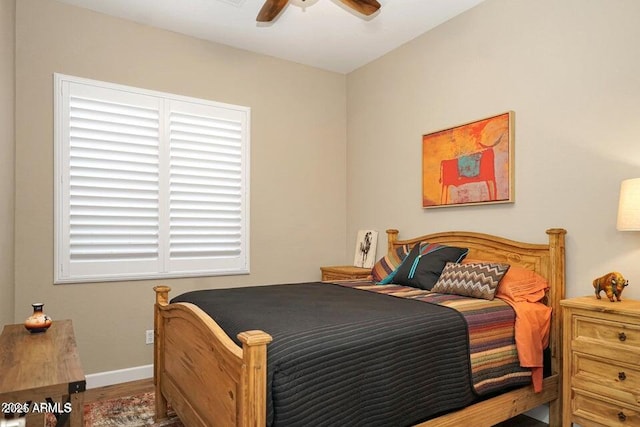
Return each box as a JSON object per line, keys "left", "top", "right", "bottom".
{"left": 257, "top": 0, "right": 381, "bottom": 22}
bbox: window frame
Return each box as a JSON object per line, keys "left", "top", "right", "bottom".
{"left": 54, "top": 73, "right": 250, "bottom": 283}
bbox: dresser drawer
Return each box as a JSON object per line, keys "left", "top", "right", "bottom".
{"left": 322, "top": 271, "right": 355, "bottom": 281}
{"left": 572, "top": 390, "right": 640, "bottom": 427}
{"left": 573, "top": 314, "right": 640, "bottom": 350}
{"left": 320, "top": 266, "right": 371, "bottom": 281}
{"left": 572, "top": 352, "right": 640, "bottom": 407}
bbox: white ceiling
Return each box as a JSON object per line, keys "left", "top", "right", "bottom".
{"left": 56, "top": 0, "right": 486, "bottom": 74}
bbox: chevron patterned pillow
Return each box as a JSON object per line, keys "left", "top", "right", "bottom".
{"left": 432, "top": 262, "right": 511, "bottom": 300}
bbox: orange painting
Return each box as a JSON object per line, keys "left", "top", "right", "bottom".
{"left": 422, "top": 112, "right": 514, "bottom": 208}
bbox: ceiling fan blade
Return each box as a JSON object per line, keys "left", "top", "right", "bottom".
{"left": 339, "top": 0, "right": 381, "bottom": 16}
{"left": 257, "top": 0, "right": 289, "bottom": 22}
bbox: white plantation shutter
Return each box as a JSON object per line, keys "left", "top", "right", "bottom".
{"left": 55, "top": 74, "right": 250, "bottom": 283}
{"left": 68, "top": 92, "right": 161, "bottom": 262}
{"left": 167, "top": 101, "right": 246, "bottom": 272}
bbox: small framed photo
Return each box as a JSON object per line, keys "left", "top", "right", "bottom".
{"left": 354, "top": 230, "right": 378, "bottom": 269}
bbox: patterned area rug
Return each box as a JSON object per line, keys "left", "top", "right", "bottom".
{"left": 45, "top": 392, "right": 183, "bottom": 427}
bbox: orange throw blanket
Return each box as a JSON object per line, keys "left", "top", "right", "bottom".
{"left": 495, "top": 266, "right": 551, "bottom": 393}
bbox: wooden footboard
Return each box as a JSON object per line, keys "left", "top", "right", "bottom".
{"left": 415, "top": 375, "right": 559, "bottom": 426}
{"left": 154, "top": 285, "right": 272, "bottom": 427}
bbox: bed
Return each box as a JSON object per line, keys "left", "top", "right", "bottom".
{"left": 153, "top": 228, "right": 566, "bottom": 426}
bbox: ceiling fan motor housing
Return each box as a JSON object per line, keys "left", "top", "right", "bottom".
{"left": 257, "top": 0, "right": 381, "bottom": 22}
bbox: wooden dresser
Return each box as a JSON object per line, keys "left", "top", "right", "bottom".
{"left": 320, "top": 265, "right": 371, "bottom": 282}
{"left": 561, "top": 296, "right": 640, "bottom": 426}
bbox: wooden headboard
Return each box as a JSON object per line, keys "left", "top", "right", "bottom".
{"left": 386, "top": 228, "right": 567, "bottom": 379}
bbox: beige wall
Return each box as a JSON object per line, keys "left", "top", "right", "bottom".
{"left": 0, "top": 0, "right": 15, "bottom": 327}
{"left": 10, "top": 0, "right": 640, "bottom": 376}
{"left": 347, "top": 0, "right": 640, "bottom": 300}
{"left": 14, "top": 0, "right": 347, "bottom": 373}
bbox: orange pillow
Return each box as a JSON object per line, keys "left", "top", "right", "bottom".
{"left": 497, "top": 266, "right": 548, "bottom": 303}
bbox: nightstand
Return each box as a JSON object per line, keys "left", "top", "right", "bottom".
{"left": 320, "top": 265, "right": 371, "bottom": 282}
{"left": 561, "top": 296, "right": 640, "bottom": 426}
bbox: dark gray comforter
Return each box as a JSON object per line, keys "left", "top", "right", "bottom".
{"left": 172, "top": 282, "right": 477, "bottom": 426}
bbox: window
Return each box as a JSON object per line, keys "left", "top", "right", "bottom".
{"left": 54, "top": 74, "right": 250, "bottom": 283}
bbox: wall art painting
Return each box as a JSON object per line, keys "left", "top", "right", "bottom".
{"left": 422, "top": 111, "right": 514, "bottom": 208}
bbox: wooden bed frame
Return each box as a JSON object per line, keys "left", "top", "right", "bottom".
{"left": 153, "top": 228, "right": 566, "bottom": 427}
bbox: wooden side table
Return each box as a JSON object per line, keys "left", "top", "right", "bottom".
{"left": 320, "top": 265, "right": 371, "bottom": 282}
{"left": 561, "top": 297, "right": 640, "bottom": 426}
{"left": 0, "top": 319, "right": 86, "bottom": 427}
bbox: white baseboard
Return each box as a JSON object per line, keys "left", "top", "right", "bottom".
{"left": 85, "top": 364, "right": 153, "bottom": 389}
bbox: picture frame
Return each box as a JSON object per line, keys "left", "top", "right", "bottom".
{"left": 353, "top": 230, "right": 378, "bottom": 269}
{"left": 422, "top": 111, "right": 514, "bottom": 208}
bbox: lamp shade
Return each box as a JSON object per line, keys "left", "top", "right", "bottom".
{"left": 617, "top": 178, "right": 640, "bottom": 231}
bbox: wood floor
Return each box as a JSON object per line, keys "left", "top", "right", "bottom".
{"left": 494, "top": 415, "right": 548, "bottom": 427}
{"left": 84, "top": 378, "right": 154, "bottom": 403}
{"left": 86, "top": 379, "right": 547, "bottom": 426}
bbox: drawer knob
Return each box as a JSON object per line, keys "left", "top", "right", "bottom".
{"left": 618, "top": 411, "right": 626, "bottom": 422}
{"left": 618, "top": 332, "right": 627, "bottom": 342}
{"left": 618, "top": 371, "right": 627, "bottom": 381}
